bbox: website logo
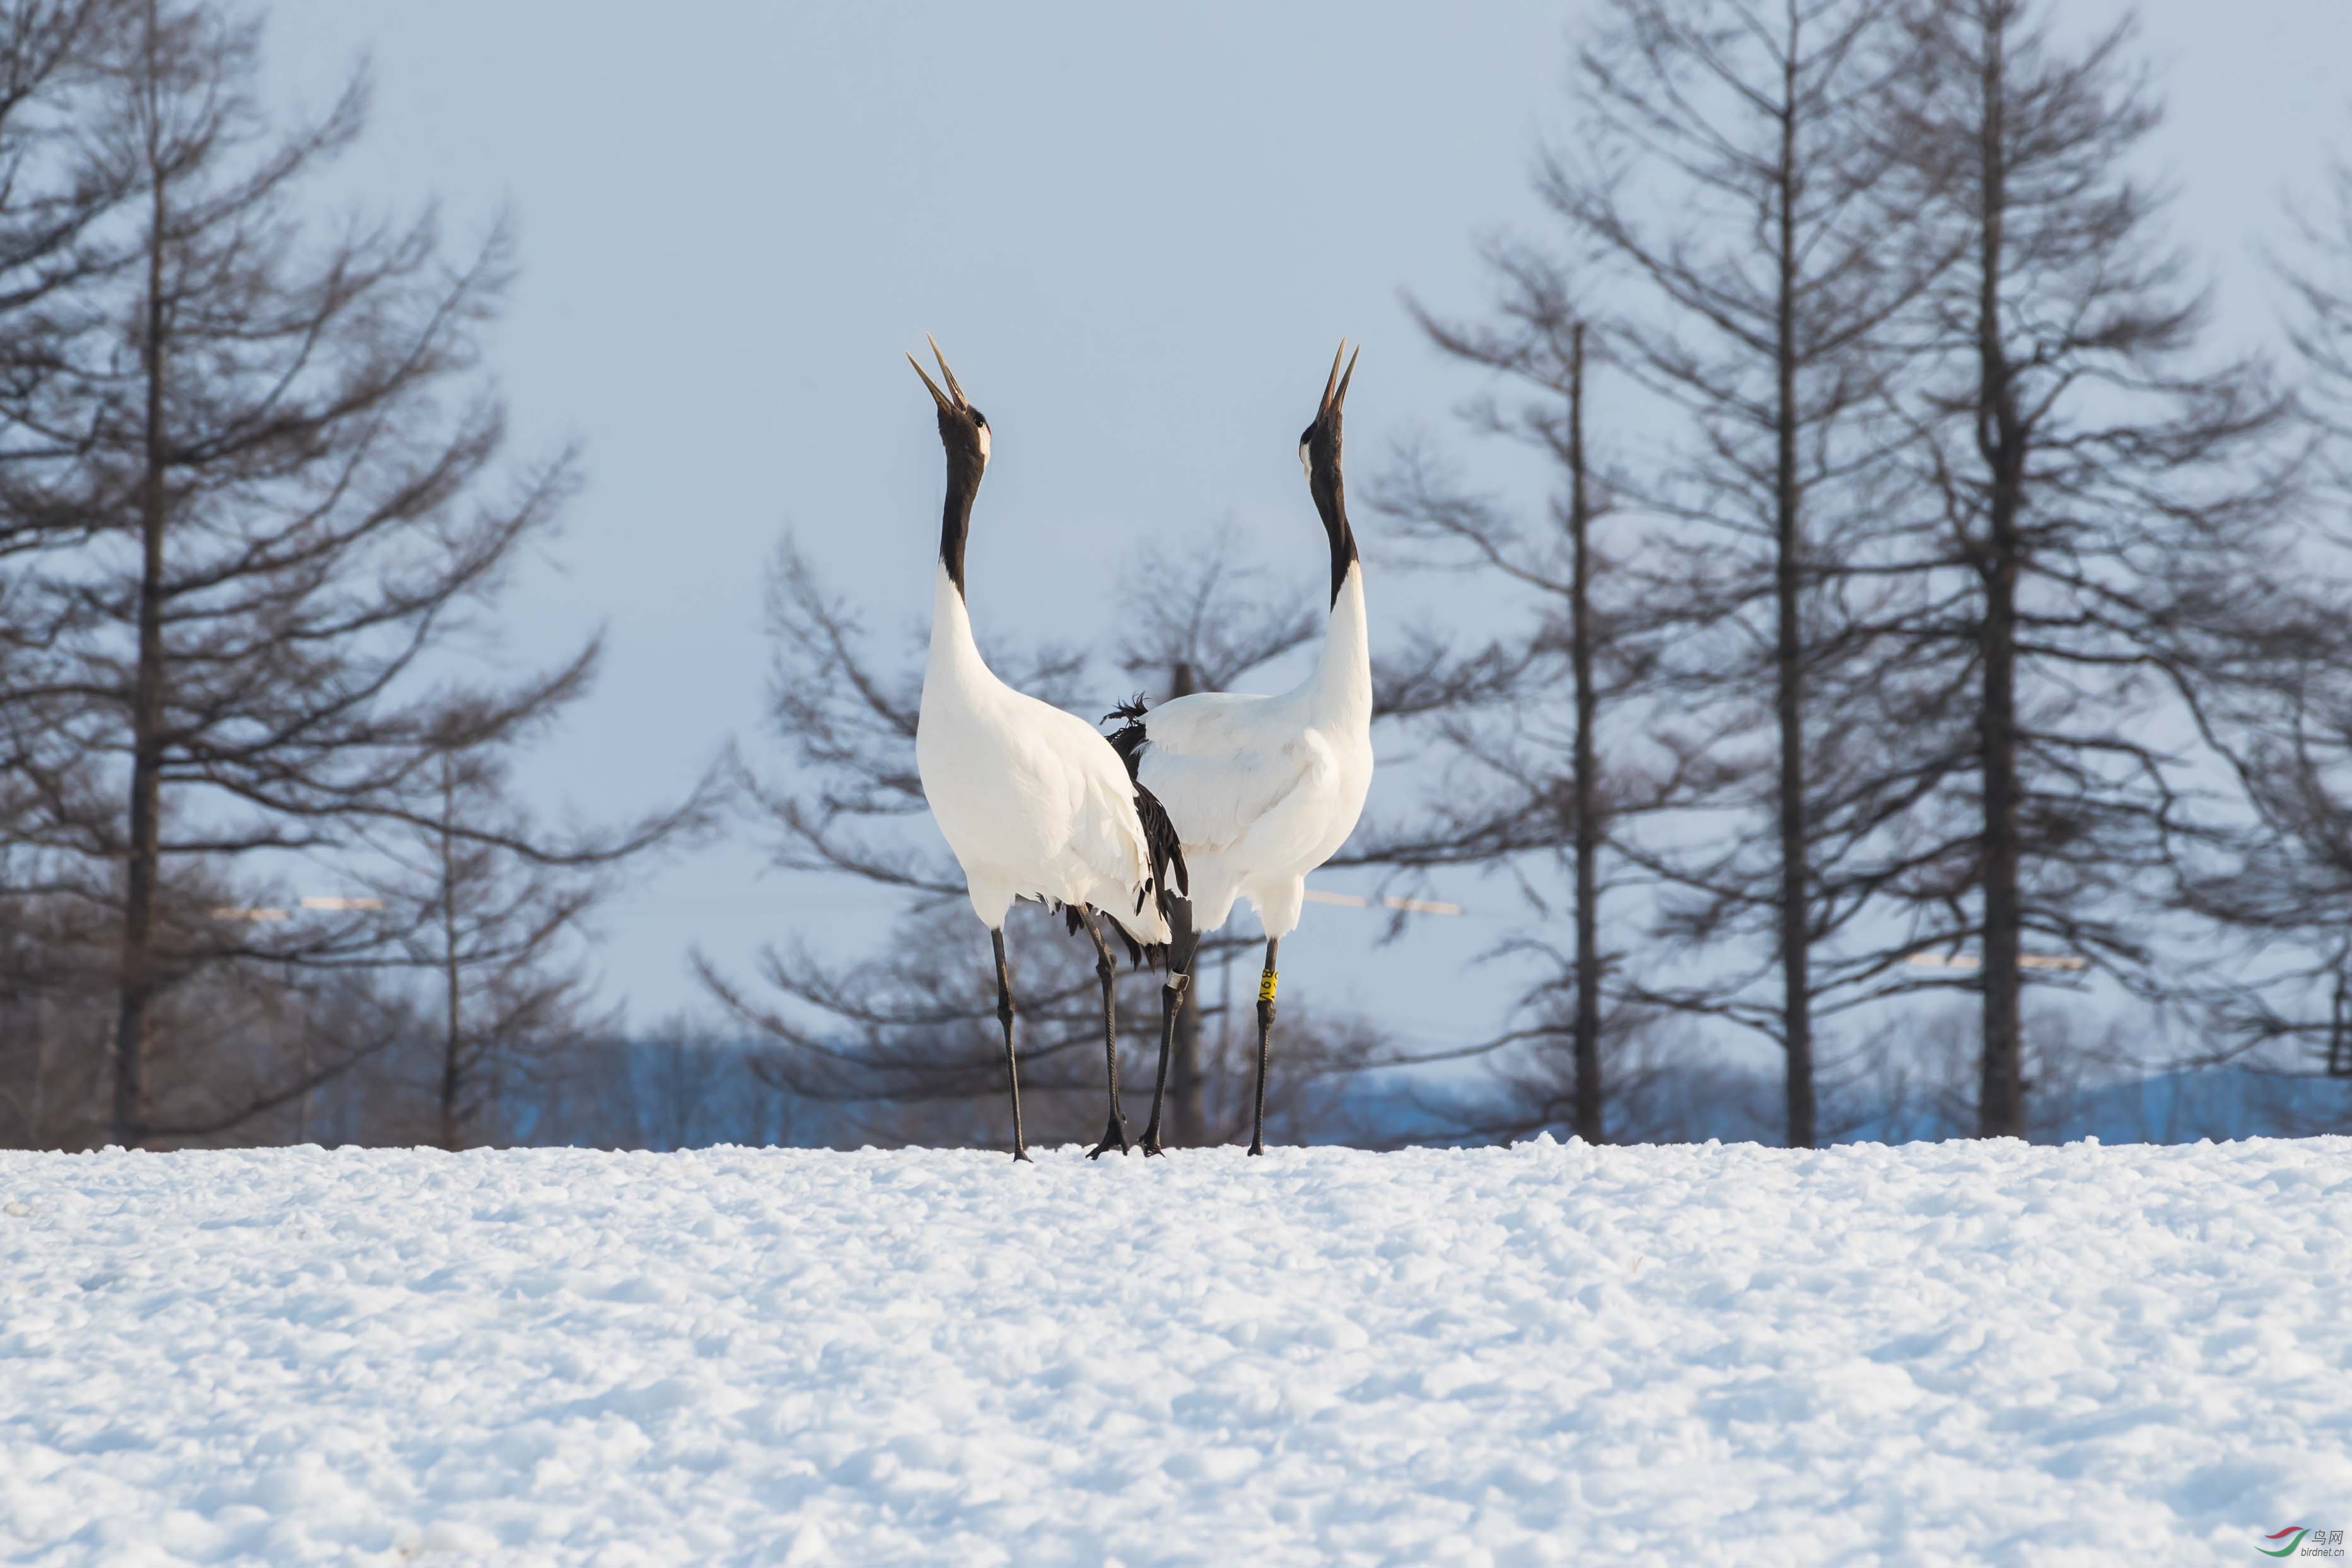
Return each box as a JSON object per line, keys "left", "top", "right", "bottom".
{"left": 2264, "top": 1527, "right": 2348, "bottom": 1559}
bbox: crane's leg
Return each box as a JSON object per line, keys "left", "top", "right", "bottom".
{"left": 1249, "top": 936, "right": 1280, "bottom": 1157}
{"left": 1083, "top": 909, "right": 1131, "bottom": 1158}
{"left": 993, "top": 927, "right": 1030, "bottom": 1163}
{"left": 1140, "top": 896, "right": 1197, "bottom": 1156}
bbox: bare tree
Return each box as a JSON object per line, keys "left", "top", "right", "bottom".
{"left": 1392, "top": 0, "right": 1951, "bottom": 1146}
{"left": 1872, "top": 0, "right": 2301, "bottom": 1135}
{"left": 1375, "top": 267, "right": 1651, "bottom": 1142}
{"left": 0, "top": 3, "right": 145, "bottom": 1132}
{"left": 6, "top": 0, "right": 617, "bottom": 1145}
{"left": 2175, "top": 146, "right": 2352, "bottom": 1086}
{"left": 368, "top": 716, "right": 711, "bottom": 1151}
{"left": 0, "top": 0, "right": 139, "bottom": 573}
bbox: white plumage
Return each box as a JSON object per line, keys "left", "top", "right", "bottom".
{"left": 905, "top": 337, "right": 1174, "bottom": 1161}
{"left": 919, "top": 562, "right": 1172, "bottom": 948}
{"left": 1126, "top": 567, "right": 1373, "bottom": 943}
{"left": 1124, "top": 342, "right": 1375, "bottom": 1156}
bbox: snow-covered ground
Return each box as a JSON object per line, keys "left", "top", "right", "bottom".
{"left": 4, "top": 1139, "right": 2349, "bottom": 1566}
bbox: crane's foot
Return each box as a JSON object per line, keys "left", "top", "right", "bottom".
{"left": 1247, "top": 1139, "right": 1265, "bottom": 1158}
{"left": 1011, "top": 1146, "right": 1033, "bottom": 1164}
{"left": 1139, "top": 1121, "right": 1166, "bottom": 1157}
{"left": 1085, "top": 1115, "right": 1132, "bottom": 1159}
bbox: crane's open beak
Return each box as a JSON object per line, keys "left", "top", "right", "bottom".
{"left": 908, "top": 353, "right": 951, "bottom": 410}
{"left": 909, "top": 334, "right": 970, "bottom": 412}
{"left": 1317, "top": 340, "right": 1360, "bottom": 421}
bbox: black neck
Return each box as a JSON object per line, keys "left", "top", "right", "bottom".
{"left": 938, "top": 428, "right": 984, "bottom": 597}
{"left": 1308, "top": 458, "right": 1357, "bottom": 606}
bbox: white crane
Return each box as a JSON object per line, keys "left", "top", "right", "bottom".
{"left": 1109, "top": 343, "right": 1375, "bottom": 1156}
{"left": 907, "top": 338, "right": 1187, "bottom": 1162}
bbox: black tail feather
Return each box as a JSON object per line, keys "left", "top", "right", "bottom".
{"left": 1067, "top": 900, "right": 1147, "bottom": 968}
{"left": 1103, "top": 694, "right": 1151, "bottom": 768}
{"left": 1102, "top": 692, "right": 1191, "bottom": 960}
{"left": 1133, "top": 778, "right": 1189, "bottom": 914}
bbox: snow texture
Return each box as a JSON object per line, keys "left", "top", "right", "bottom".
{"left": 4, "top": 1137, "right": 2349, "bottom": 1565}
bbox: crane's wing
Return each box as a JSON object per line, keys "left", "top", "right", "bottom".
{"left": 1124, "top": 692, "right": 1336, "bottom": 861}
{"left": 1001, "top": 690, "right": 1182, "bottom": 940}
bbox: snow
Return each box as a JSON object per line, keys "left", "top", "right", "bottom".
{"left": 4, "top": 1137, "right": 2349, "bottom": 1566}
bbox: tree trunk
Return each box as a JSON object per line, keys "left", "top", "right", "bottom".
{"left": 1773, "top": 35, "right": 1816, "bottom": 1149}
{"left": 1974, "top": 10, "right": 2026, "bottom": 1138}
{"left": 438, "top": 752, "right": 463, "bottom": 1151}
{"left": 1167, "top": 659, "right": 1203, "bottom": 1146}
{"left": 1567, "top": 324, "right": 1604, "bottom": 1144}
{"left": 1979, "top": 519, "right": 2024, "bottom": 1136}
{"left": 109, "top": 95, "right": 170, "bottom": 1149}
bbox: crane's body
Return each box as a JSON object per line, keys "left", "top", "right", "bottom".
{"left": 1116, "top": 343, "right": 1373, "bottom": 1156}
{"left": 907, "top": 338, "right": 1182, "bottom": 1161}
{"left": 1121, "top": 565, "right": 1373, "bottom": 944}
{"left": 919, "top": 560, "right": 1175, "bottom": 946}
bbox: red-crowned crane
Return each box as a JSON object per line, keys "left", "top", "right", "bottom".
{"left": 1108, "top": 343, "right": 1375, "bottom": 1156}
{"left": 908, "top": 339, "right": 1187, "bottom": 1162}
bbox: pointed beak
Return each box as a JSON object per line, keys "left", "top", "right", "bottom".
{"left": 927, "top": 334, "right": 969, "bottom": 407}
{"left": 907, "top": 351, "right": 953, "bottom": 412}
{"left": 1317, "top": 339, "right": 1348, "bottom": 419}
{"left": 909, "top": 334, "right": 972, "bottom": 412}
{"left": 1332, "top": 344, "right": 1359, "bottom": 415}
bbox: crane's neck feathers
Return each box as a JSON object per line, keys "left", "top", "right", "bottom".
{"left": 1323, "top": 500, "right": 1359, "bottom": 607}
{"left": 1306, "top": 446, "right": 1358, "bottom": 607}
{"left": 936, "top": 409, "right": 989, "bottom": 598}
{"left": 1312, "top": 557, "right": 1371, "bottom": 724}
{"left": 929, "top": 558, "right": 993, "bottom": 692}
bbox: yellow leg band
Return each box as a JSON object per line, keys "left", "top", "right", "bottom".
{"left": 1258, "top": 969, "right": 1278, "bottom": 1004}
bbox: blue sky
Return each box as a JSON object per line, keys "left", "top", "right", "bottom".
{"left": 260, "top": 0, "right": 2352, "bottom": 1052}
